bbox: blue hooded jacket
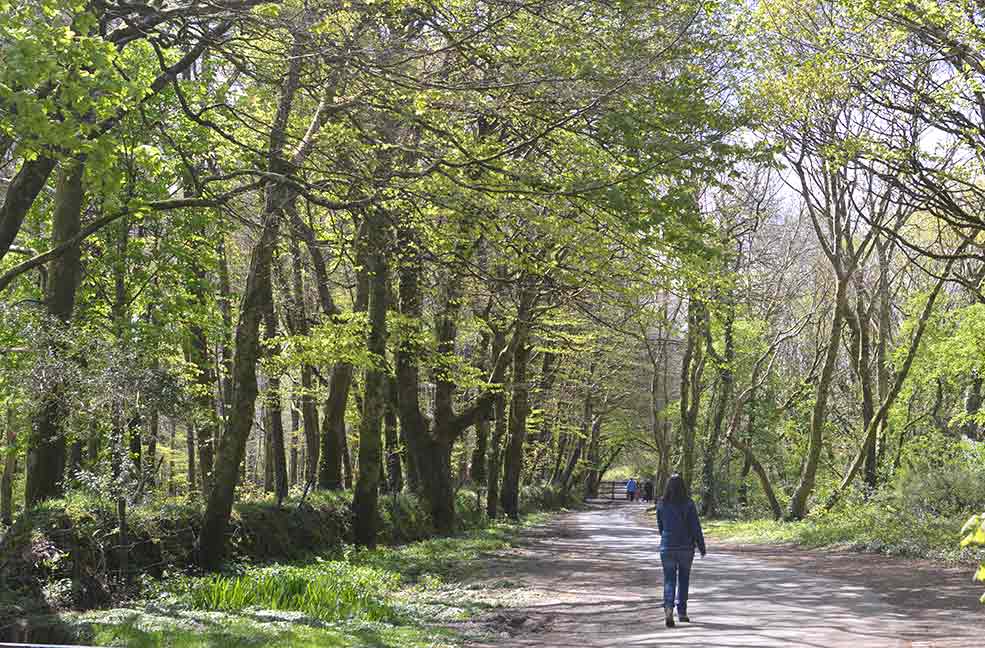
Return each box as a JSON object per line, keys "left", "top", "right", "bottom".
{"left": 657, "top": 499, "right": 706, "bottom": 554}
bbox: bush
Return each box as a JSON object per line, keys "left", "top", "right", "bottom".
{"left": 378, "top": 492, "right": 432, "bottom": 543}
{"left": 520, "top": 483, "right": 573, "bottom": 512}
{"left": 895, "top": 439, "right": 985, "bottom": 518}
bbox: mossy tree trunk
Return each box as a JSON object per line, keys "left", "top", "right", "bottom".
{"left": 396, "top": 232, "right": 514, "bottom": 533}
{"left": 787, "top": 277, "right": 848, "bottom": 520}
{"left": 26, "top": 160, "right": 84, "bottom": 507}
{"left": 678, "top": 296, "right": 705, "bottom": 494}
{"left": 486, "top": 390, "right": 507, "bottom": 518}
{"left": 198, "top": 37, "right": 302, "bottom": 566}
{"left": 296, "top": 213, "right": 365, "bottom": 492}
{"left": 261, "top": 294, "right": 289, "bottom": 504}
{"left": 384, "top": 376, "right": 402, "bottom": 493}
{"left": 701, "top": 297, "right": 734, "bottom": 518}
{"left": 499, "top": 287, "right": 534, "bottom": 519}
{"left": 353, "top": 208, "right": 388, "bottom": 547}
{"left": 2, "top": 409, "right": 14, "bottom": 524}
{"left": 189, "top": 270, "right": 217, "bottom": 498}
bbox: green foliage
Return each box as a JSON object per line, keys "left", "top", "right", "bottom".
{"left": 351, "top": 515, "right": 542, "bottom": 585}
{"left": 187, "top": 563, "right": 399, "bottom": 623}
{"left": 960, "top": 515, "right": 985, "bottom": 604}
{"left": 66, "top": 507, "right": 548, "bottom": 647}
{"left": 77, "top": 608, "right": 456, "bottom": 647}
{"left": 710, "top": 479, "right": 985, "bottom": 564}
{"left": 519, "top": 484, "right": 575, "bottom": 513}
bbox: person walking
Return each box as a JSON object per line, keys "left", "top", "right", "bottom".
{"left": 657, "top": 474, "right": 706, "bottom": 627}
{"left": 626, "top": 477, "right": 638, "bottom": 502}
{"left": 643, "top": 479, "right": 654, "bottom": 503}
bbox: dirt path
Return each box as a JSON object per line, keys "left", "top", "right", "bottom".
{"left": 465, "top": 502, "right": 982, "bottom": 647}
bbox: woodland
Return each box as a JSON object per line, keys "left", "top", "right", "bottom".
{"left": 1, "top": 0, "right": 985, "bottom": 643}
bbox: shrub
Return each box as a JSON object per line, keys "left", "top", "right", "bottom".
{"left": 520, "top": 483, "right": 572, "bottom": 512}
{"left": 378, "top": 492, "right": 432, "bottom": 543}
{"left": 896, "top": 460, "right": 985, "bottom": 518}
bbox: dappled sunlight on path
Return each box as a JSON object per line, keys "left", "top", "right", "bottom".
{"left": 468, "top": 504, "right": 980, "bottom": 647}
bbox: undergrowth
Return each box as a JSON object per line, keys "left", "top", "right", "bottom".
{"left": 2, "top": 483, "right": 569, "bottom": 646}
{"left": 706, "top": 502, "right": 984, "bottom": 563}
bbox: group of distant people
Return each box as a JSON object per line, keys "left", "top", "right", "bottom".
{"left": 623, "top": 477, "right": 654, "bottom": 502}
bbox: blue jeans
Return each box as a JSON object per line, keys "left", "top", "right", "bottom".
{"left": 660, "top": 549, "right": 694, "bottom": 615}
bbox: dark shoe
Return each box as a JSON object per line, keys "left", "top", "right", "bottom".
{"left": 679, "top": 614, "right": 690, "bottom": 623}
{"left": 664, "top": 608, "right": 675, "bottom": 628}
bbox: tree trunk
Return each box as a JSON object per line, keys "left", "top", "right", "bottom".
{"left": 26, "top": 161, "right": 84, "bottom": 506}
{"left": 0, "top": 157, "right": 56, "bottom": 263}
{"left": 342, "top": 428, "right": 354, "bottom": 489}
{"left": 2, "top": 409, "right": 14, "bottom": 524}
{"left": 469, "top": 332, "right": 494, "bottom": 485}
{"left": 471, "top": 419, "right": 489, "bottom": 486}
{"left": 261, "top": 288, "right": 289, "bottom": 503}
{"left": 737, "top": 383, "right": 758, "bottom": 508}
{"left": 486, "top": 391, "right": 507, "bottom": 518}
{"left": 263, "top": 417, "right": 274, "bottom": 492}
{"left": 128, "top": 415, "right": 142, "bottom": 485}
{"left": 68, "top": 440, "right": 83, "bottom": 477}
{"left": 186, "top": 424, "right": 197, "bottom": 494}
{"left": 525, "top": 351, "right": 558, "bottom": 482}
{"left": 290, "top": 403, "right": 300, "bottom": 486}
{"left": 824, "top": 263, "right": 955, "bottom": 510}
{"left": 402, "top": 420, "right": 420, "bottom": 493}
{"left": 394, "top": 246, "right": 457, "bottom": 531}
{"left": 581, "top": 363, "right": 600, "bottom": 498}
{"left": 146, "top": 410, "right": 159, "bottom": 488}
{"left": 701, "top": 302, "right": 734, "bottom": 517}
{"left": 965, "top": 379, "right": 983, "bottom": 441}
{"left": 560, "top": 429, "right": 587, "bottom": 493}
{"left": 678, "top": 297, "right": 705, "bottom": 492}
{"left": 167, "top": 418, "right": 176, "bottom": 495}
{"left": 353, "top": 208, "right": 388, "bottom": 547}
{"left": 875, "top": 239, "right": 893, "bottom": 453}
{"left": 395, "top": 231, "right": 511, "bottom": 529}
{"left": 216, "top": 237, "right": 235, "bottom": 436}
{"left": 199, "top": 35, "right": 304, "bottom": 566}
{"left": 500, "top": 294, "right": 533, "bottom": 519}
{"left": 562, "top": 385, "right": 594, "bottom": 495}
{"left": 87, "top": 420, "right": 100, "bottom": 471}
{"left": 198, "top": 184, "right": 285, "bottom": 566}
{"left": 485, "top": 326, "right": 510, "bottom": 517}
{"left": 728, "top": 433, "right": 783, "bottom": 519}
{"left": 284, "top": 233, "right": 321, "bottom": 486}
{"left": 844, "top": 275, "right": 877, "bottom": 491}
{"left": 787, "top": 278, "right": 848, "bottom": 520}
{"left": 551, "top": 426, "right": 569, "bottom": 485}
{"left": 583, "top": 415, "right": 602, "bottom": 498}
{"left": 652, "top": 370, "right": 672, "bottom": 490}
{"left": 189, "top": 266, "right": 217, "bottom": 498}
{"left": 384, "top": 376, "right": 402, "bottom": 492}
{"left": 314, "top": 221, "right": 368, "bottom": 492}
{"left": 319, "top": 364, "right": 351, "bottom": 490}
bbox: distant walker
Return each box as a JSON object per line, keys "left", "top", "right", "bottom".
{"left": 626, "top": 477, "right": 638, "bottom": 502}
